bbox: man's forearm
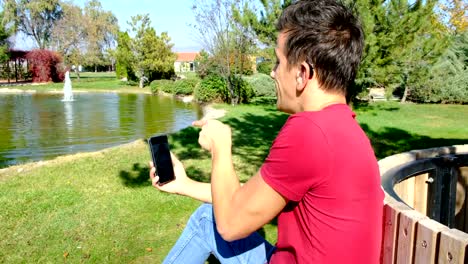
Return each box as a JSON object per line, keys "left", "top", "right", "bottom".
{"left": 211, "top": 147, "right": 241, "bottom": 236}
{"left": 180, "top": 179, "right": 212, "bottom": 203}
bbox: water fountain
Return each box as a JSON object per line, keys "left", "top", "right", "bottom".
{"left": 62, "top": 71, "right": 74, "bottom": 102}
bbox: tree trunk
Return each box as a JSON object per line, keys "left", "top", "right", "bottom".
{"left": 6, "top": 61, "right": 10, "bottom": 83}
{"left": 400, "top": 72, "right": 409, "bottom": 103}
{"left": 75, "top": 68, "right": 80, "bottom": 81}
{"left": 139, "top": 77, "right": 144, "bottom": 88}
{"left": 14, "top": 59, "right": 18, "bottom": 82}
{"left": 400, "top": 86, "right": 408, "bottom": 103}
{"left": 225, "top": 75, "right": 237, "bottom": 105}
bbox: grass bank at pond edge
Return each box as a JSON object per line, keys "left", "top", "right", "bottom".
{"left": 0, "top": 72, "right": 151, "bottom": 94}
{"left": 1, "top": 101, "right": 467, "bottom": 262}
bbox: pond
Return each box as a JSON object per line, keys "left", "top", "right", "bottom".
{"left": 0, "top": 93, "right": 203, "bottom": 168}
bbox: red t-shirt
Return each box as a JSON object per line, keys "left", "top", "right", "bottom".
{"left": 261, "top": 104, "right": 384, "bottom": 264}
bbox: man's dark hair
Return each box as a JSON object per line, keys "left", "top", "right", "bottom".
{"left": 277, "top": 0, "right": 364, "bottom": 96}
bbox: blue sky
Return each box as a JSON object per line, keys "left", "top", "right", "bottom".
{"left": 12, "top": 0, "right": 202, "bottom": 52}
{"left": 95, "top": 0, "right": 201, "bottom": 51}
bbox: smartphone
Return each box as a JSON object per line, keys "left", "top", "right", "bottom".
{"left": 148, "top": 135, "right": 175, "bottom": 185}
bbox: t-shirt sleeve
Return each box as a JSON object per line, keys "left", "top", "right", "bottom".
{"left": 260, "top": 114, "right": 331, "bottom": 201}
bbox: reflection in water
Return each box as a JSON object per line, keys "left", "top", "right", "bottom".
{"left": 0, "top": 93, "right": 202, "bottom": 168}
{"left": 64, "top": 101, "right": 73, "bottom": 131}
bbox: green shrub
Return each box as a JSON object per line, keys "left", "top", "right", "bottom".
{"left": 229, "top": 75, "right": 254, "bottom": 104}
{"left": 150, "top": 79, "right": 175, "bottom": 94}
{"left": 243, "top": 73, "right": 276, "bottom": 98}
{"left": 173, "top": 78, "right": 199, "bottom": 95}
{"left": 195, "top": 74, "right": 227, "bottom": 103}
{"left": 121, "top": 80, "right": 138, "bottom": 86}
{"left": 249, "top": 96, "right": 277, "bottom": 105}
{"left": 257, "top": 60, "right": 274, "bottom": 75}
{"left": 409, "top": 70, "right": 468, "bottom": 104}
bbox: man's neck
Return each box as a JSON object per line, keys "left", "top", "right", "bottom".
{"left": 300, "top": 87, "right": 347, "bottom": 112}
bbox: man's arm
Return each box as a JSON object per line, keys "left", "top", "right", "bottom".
{"left": 214, "top": 168, "right": 286, "bottom": 242}
{"left": 149, "top": 153, "right": 212, "bottom": 203}
{"left": 194, "top": 120, "right": 287, "bottom": 242}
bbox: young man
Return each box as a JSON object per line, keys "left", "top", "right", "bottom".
{"left": 149, "top": 0, "right": 384, "bottom": 263}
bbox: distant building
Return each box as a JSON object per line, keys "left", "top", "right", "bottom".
{"left": 174, "top": 52, "right": 199, "bottom": 73}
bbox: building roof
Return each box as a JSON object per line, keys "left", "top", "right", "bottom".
{"left": 8, "top": 49, "right": 29, "bottom": 60}
{"left": 176, "top": 52, "right": 199, "bottom": 62}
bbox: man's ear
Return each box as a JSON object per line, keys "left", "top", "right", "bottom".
{"left": 296, "top": 62, "right": 310, "bottom": 91}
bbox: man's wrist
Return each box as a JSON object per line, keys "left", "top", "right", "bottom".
{"left": 212, "top": 143, "right": 232, "bottom": 158}
{"left": 177, "top": 178, "right": 193, "bottom": 196}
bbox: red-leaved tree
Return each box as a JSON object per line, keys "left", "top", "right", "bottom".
{"left": 26, "top": 49, "right": 65, "bottom": 83}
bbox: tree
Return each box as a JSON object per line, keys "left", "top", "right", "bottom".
{"left": 386, "top": 0, "right": 447, "bottom": 102}
{"left": 439, "top": 0, "right": 468, "bottom": 34}
{"left": 25, "top": 49, "right": 64, "bottom": 82}
{"left": 82, "top": 0, "right": 118, "bottom": 72}
{"left": 48, "top": 0, "right": 118, "bottom": 74}
{"left": 415, "top": 31, "right": 468, "bottom": 103}
{"left": 233, "top": 0, "right": 291, "bottom": 48}
{"left": 0, "top": 11, "right": 12, "bottom": 63}
{"left": 114, "top": 31, "right": 134, "bottom": 80}
{"left": 192, "top": 0, "right": 256, "bottom": 104}
{"left": 347, "top": 0, "right": 447, "bottom": 102}
{"left": 2, "top": 0, "right": 62, "bottom": 49}
{"left": 126, "top": 14, "right": 176, "bottom": 88}
{"left": 49, "top": 1, "right": 85, "bottom": 79}
{"left": 232, "top": 0, "right": 292, "bottom": 74}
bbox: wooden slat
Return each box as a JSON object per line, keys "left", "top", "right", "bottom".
{"left": 394, "top": 182, "right": 403, "bottom": 204}
{"left": 395, "top": 177, "right": 416, "bottom": 208}
{"left": 464, "top": 181, "right": 468, "bottom": 232}
{"left": 414, "top": 218, "right": 448, "bottom": 263}
{"left": 406, "top": 177, "right": 415, "bottom": 208}
{"left": 413, "top": 173, "right": 428, "bottom": 215}
{"left": 382, "top": 201, "right": 409, "bottom": 264}
{"left": 396, "top": 210, "right": 427, "bottom": 264}
{"left": 454, "top": 179, "right": 467, "bottom": 231}
{"left": 461, "top": 167, "right": 468, "bottom": 232}
{"left": 438, "top": 228, "right": 468, "bottom": 264}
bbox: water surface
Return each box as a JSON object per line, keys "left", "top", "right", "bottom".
{"left": 0, "top": 93, "right": 202, "bottom": 168}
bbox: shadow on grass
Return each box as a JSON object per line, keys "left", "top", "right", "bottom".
{"left": 168, "top": 108, "right": 289, "bottom": 181}
{"left": 362, "top": 124, "right": 468, "bottom": 159}
{"left": 223, "top": 108, "right": 289, "bottom": 176}
{"left": 119, "top": 163, "right": 151, "bottom": 187}
{"left": 117, "top": 104, "right": 467, "bottom": 254}
{"left": 351, "top": 101, "right": 400, "bottom": 114}
{"left": 170, "top": 126, "right": 210, "bottom": 161}
{"left": 119, "top": 103, "right": 467, "bottom": 187}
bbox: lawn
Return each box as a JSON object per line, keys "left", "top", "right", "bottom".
{"left": 1, "top": 71, "right": 151, "bottom": 94}
{"left": 353, "top": 102, "right": 468, "bottom": 158}
{"left": 1, "top": 91, "right": 467, "bottom": 262}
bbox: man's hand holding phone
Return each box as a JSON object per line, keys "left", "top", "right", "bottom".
{"left": 148, "top": 135, "right": 189, "bottom": 194}
{"left": 149, "top": 152, "right": 189, "bottom": 195}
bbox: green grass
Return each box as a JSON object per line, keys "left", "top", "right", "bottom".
{"left": 2, "top": 71, "right": 152, "bottom": 94}
{"left": 0, "top": 142, "right": 200, "bottom": 263}
{"left": 353, "top": 101, "right": 468, "bottom": 158}
{"left": 1, "top": 93, "right": 467, "bottom": 262}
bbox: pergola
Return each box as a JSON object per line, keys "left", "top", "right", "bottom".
{"left": 1, "top": 49, "right": 30, "bottom": 84}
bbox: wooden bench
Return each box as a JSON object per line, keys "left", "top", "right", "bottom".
{"left": 379, "top": 145, "right": 468, "bottom": 263}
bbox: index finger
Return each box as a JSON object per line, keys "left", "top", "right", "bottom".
{"left": 192, "top": 119, "right": 208, "bottom": 128}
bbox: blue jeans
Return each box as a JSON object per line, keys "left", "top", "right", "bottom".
{"left": 163, "top": 204, "right": 276, "bottom": 264}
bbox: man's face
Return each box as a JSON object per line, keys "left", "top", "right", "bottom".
{"left": 270, "top": 32, "right": 298, "bottom": 114}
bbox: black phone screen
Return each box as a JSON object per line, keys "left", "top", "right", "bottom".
{"left": 148, "top": 135, "right": 175, "bottom": 185}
